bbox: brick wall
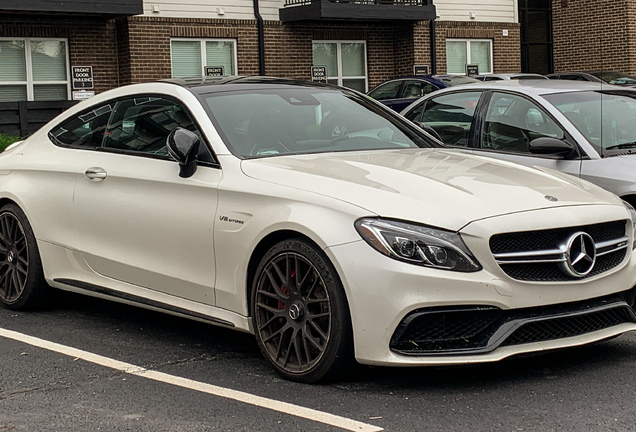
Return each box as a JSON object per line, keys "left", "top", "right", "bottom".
{"left": 123, "top": 17, "right": 422, "bottom": 90}
{"left": 1, "top": 14, "right": 521, "bottom": 95}
{"left": 552, "top": 0, "right": 635, "bottom": 73}
{"left": 0, "top": 14, "right": 120, "bottom": 93}
{"left": 435, "top": 21, "right": 521, "bottom": 74}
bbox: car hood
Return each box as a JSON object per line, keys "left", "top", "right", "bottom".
{"left": 241, "top": 148, "right": 618, "bottom": 231}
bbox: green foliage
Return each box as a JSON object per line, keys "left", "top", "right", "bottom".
{"left": 0, "top": 134, "right": 21, "bottom": 152}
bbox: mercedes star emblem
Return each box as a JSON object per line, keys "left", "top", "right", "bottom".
{"left": 559, "top": 231, "right": 596, "bottom": 278}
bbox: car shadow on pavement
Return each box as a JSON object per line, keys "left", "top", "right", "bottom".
{"left": 28, "top": 290, "right": 636, "bottom": 388}
{"left": 341, "top": 337, "right": 636, "bottom": 389}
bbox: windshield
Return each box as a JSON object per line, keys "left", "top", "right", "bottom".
{"left": 589, "top": 71, "right": 636, "bottom": 86}
{"left": 202, "top": 87, "right": 437, "bottom": 158}
{"left": 544, "top": 90, "right": 636, "bottom": 155}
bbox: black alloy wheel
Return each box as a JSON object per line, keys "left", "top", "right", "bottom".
{"left": 0, "top": 204, "right": 48, "bottom": 310}
{"left": 252, "top": 239, "right": 353, "bottom": 383}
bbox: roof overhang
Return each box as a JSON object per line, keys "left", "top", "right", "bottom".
{"left": 0, "top": 0, "right": 143, "bottom": 16}
{"left": 280, "top": 0, "right": 436, "bottom": 23}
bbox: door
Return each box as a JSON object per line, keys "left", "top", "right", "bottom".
{"left": 475, "top": 91, "right": 582, "bottom": 176}
{"left": 73, "top": 95, "right": 221, "bottom": 305}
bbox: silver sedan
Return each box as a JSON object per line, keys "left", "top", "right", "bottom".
{"left": 401, "top": 80, "right": 636, "bottom": 207}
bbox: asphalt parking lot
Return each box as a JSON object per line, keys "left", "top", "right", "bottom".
{"left": 2, "top": 291, "right": 636, "bottom": 432}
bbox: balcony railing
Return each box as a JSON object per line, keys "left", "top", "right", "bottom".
{"left": 285, "top": 0, "right": 431, "bottom": 5}
{"left": 280, "top": 0, "right": 436, "bottom": 22}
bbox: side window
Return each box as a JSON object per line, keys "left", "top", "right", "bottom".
{"left": 103, "top": 96, "right": 215, "bottom": 163}
{"left": 401, "top": 80, "right": 437, "bottom": 99}
{"left": 420, "top": 92, "right": 482, "bottom": 146}
{"left": 368, "top": 81, "right": 402, "bottom": 100}
{"left": 482, "top": 92, "right": 564, "bottom": 154}
{"left": 49, "top": 104, "right": 113, "bottom": 148}
{"left": 404, "top": 102, "right": 425, "bottom": 122}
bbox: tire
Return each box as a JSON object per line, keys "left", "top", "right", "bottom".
{"left": 0, "top": 204, "right": 49, "bottom": 310}
{"left": 251, "top": 238, "right": 353, "bottom": 383}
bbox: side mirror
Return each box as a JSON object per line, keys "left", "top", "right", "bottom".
{"left": 167, "top": 128, "right": 200, "bottom": 178}
{"left": 529, "top": 137, "right": 574, "bottom": 156}
{"left": 415, "top": 122, "right": 443, "bottom": 142}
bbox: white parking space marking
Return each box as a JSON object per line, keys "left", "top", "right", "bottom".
{"left": 0, "top": 327, "right": 382, "bottom": 432}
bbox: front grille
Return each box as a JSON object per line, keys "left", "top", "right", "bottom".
{"left": 501, "top": 250, "right": 626, "bottom": 281}
{"left": 393, "top": 307, "right": 503, "bottom": 352}
{"left": 490, "top": 220, "right": 629, "bottom": 281}
{"left": 390, "top": 288, "right": 636, "bottom": 355}
{"left": 501, "top": 307, "right": 633, "bottom": 346}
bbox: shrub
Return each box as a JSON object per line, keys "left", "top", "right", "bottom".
{"left": 0, "top": 134, "right": 21, "bottom": 152}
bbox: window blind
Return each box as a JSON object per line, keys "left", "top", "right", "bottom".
{"left": 0, "top": 41, "right": 27, "bottom": 81}
{"left": 171, "top": 41, "right": 202, "bottom": 78}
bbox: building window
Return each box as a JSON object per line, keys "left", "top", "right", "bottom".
{"left": 0, "top": 38, "right": 70, "bottom": 102}
{"left": 312, "top": 41, "right": 367, "bottom": 92}
{"left": 446, "top": 39, "right": 493, "bottom": 75}
{"left": 170, "top": 39, "right": 237, "bottom": 78}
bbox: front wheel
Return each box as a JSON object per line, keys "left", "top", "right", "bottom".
{"left": 251, "top": 238, "right": 353, "bottom": 383}
{"left": 0, "top": 204, "right": 49, "bottom": 310}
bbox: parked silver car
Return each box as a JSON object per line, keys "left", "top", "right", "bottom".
{"left": 401, "top": 80, "right": 636, "bottom": 205}
{"left": 547, "top": 71, "right": 636, "bottom": 87}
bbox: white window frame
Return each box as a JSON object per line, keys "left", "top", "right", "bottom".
{"left": 0, "top": 37, "right": 71, "bottom": 101}
{"left": 313, "top": 40, "right": 368, "bottom": 92}
{"left": 446, "top": 39, "right": 493, "bottom": 75}
{"left": 170, "top": 38, "right": 238, "bottom": 77}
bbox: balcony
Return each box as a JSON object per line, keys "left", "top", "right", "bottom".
{"left": 280, "top": 0, "right": 436, "bottom": 23}
{"left": 0, "top": 0, "right": 143, "bottom": 16}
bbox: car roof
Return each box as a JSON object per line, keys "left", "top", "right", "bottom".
{"left": 424, "top": 79, "right": 635, "bottom": 96}
{"left": 160, "top": 76, "right": 341, "bottom": 94}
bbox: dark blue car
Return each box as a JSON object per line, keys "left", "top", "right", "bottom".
{"left": 367, "top": 75, "right": 480, "bottom": 112}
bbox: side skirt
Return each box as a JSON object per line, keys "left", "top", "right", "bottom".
{"left": 54, "top": 278, "right": 236, "bottom": 329}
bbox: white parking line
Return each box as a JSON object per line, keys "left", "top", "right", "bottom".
{"left": 0, "top": 327, "right": 382, "bottom": 432}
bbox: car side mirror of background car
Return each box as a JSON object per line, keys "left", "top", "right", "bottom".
{"left": 529, "top": 137, "right": 574, "bottom": 157}
{"left": 415, "top": 122, "right": 444, "bottom": 142}
{"left": 167, "top": 128, "right": 200, "bottom": 178}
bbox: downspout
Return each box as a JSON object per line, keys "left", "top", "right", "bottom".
{"left": 253, "top": 0, "right": 266, "bottom": 75}
{"left": 430, "top": 19, "right": 437, "bottom": 74}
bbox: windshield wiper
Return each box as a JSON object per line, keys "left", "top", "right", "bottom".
{"left": 605, "top": 142, "right": 636, "bottom": 150}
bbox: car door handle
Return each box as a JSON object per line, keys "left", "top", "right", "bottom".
{"left": 85, "top": 167, "right": 107, "bottom": 181}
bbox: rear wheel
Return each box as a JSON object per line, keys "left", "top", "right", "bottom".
{"left": 251, "top": 238, "right": 353, "bottom": 383}
{"left": 0, "top": 204, "right": 48, "bottom": 310}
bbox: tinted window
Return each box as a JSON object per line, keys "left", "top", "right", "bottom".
{"left": 404, "top": 102, "right": 425, "bottom": 122}
{"left": 482, "top": 92, "right": 564, "bottom": 154}
{"left": 103, "top": 96, "right": 215, "bottom": 163}
{"left": 50, "top": 104, "right": 114, "bottom": 148}
{"left": 368, "top": 81, "right": 403, "bottom": 100}
{"left": 420, "top": 92, "right": 482, "bottom": 146}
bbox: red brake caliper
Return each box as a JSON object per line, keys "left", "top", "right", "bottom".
{"left": 277, "top": 270, "right": 296, "bottom": 312}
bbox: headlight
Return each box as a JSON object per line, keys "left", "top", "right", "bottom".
{"left": 623, "top": 200, "right": 636, "bottom": 249}
{"left": 355, "top": 218, "right": 481, "bottom": 272}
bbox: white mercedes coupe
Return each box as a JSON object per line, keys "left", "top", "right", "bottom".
{"left": 1, "top": 77, "right": 636, "bottom": 383}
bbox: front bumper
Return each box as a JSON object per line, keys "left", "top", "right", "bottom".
{"left": 326, "top": 204, "right": 636, "bottom": 366}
